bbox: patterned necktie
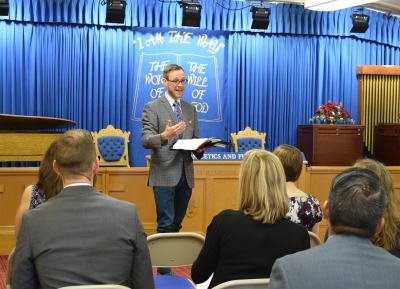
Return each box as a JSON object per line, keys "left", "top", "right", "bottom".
{"left": 173, "top": 101, "right": 183, "bottom": 138}
{"left": 173, "top": 101, "right": 183, "bottom": 123}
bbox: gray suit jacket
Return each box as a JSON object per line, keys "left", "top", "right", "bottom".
{"left": 142, "top": 95, "right": 202, "bottom": 188}
{"left": 269, "top": 234, "right": 400, "bottom": 289}
{"left": 12, "top": 186, "right": 155, "bottom": 289}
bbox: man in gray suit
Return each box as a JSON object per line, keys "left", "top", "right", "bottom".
{"left": 269, "top": 167, "right": 400, "bottom": 289}
{"left": 12, "top": 129, "right": 154, "bottom": 289}
{"left": 142, "top": 64, "right": 204, "bottom": 275}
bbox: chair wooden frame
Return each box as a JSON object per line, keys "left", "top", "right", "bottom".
{"left": 91, "top": 125, "right": 130, "bottom": 167}
{"left": 147, "top": 232, "right": 205, "bottom": 268}
{"left": 6, "top": 247, "right": 15, "bottom": 289}
{"left": 230, "top": 127, "right": 266, "bottom": 152}
{"left": 308, "top": 231, "right": 322, "bottom": 247}
{"left": 147, "top": 232, "right": 205, "bottom": 289}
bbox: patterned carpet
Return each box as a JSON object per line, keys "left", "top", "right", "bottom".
{"left": 0, "top": 255, "right": 7, "bottom": 289}
{"left": 153, "top": 266, "right": 192, "bottom": 279}
{"left": 0, "top": 255, "right": 192, "bottom": 288}
{"left": 175, "top": 266, "right": 191, "bottom": 278}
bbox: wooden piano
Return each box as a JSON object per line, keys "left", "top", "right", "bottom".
{"left": 0, "top": 113, "right": 76, "bottom": 161}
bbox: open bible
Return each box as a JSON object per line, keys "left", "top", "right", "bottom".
{"left": 172, "top": 138, "right": 229, "bottom": 151}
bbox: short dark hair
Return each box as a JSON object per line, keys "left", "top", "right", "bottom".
{"left": 328, "top": 167, "right": 387, "bottom": 237}
{"left": 273, "top": 144, "right": 303, "bottom": 182}
{"left": 54, "top": 129, "right": 96, "bottom": 180}
{"left": 162, "top": 64, "right": 184, "bottom": 79}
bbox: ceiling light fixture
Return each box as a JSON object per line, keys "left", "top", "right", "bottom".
{"left": 105, "top": 0, "right": 127, "bottom": 24}
{"left": 250, "top": 6, "right": 271, "bottom": 29}
{"left": 181, "top": 0, "right": 202, "bottom": 27}
{"left": 304, "top": 0, "right": 378, "bottom": 11}
{"left": 350, "top": 8, "right": 370, "bottom": 33}
{"left": 0, "top": 0, "right": 9, "bottom": 16}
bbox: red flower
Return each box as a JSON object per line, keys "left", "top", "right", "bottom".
{"left": 310, "top": 101, "right": 354, "bottom": 124}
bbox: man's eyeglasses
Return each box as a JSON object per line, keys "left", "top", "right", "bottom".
{"left": 166, "top": 79, "right": 188, "bottom": 85}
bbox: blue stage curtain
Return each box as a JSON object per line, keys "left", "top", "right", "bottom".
{"left": 0, "top": 22, "right": 134, "bottom": 130}
{"left": 3, "top": 1, "right": 399, "bottom": 46}
{"left": 227, "top": 32, "right": 400, "bottom": 150}
{"left": 0, "top": 21, "right": 135, "bottom": 166}
{"left": 1, "top": 1, "right": 400, "bottom": 166}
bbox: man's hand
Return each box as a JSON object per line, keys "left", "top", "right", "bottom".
{"left": 196, "top": 148, "right": 206, "bottom": 153}
{"left": 160, "top": 120, "right": 186, "bottom": 141}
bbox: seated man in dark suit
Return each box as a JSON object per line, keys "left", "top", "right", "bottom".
{"left": 12, "top": 129, "right": 155, "bottom": 289}
{"left": 269, "top": 167, "right": 400, "bottom": 289}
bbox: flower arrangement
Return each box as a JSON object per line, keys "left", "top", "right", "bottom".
{"left": 309, "top": 101, "right": 355, "bottom": 124}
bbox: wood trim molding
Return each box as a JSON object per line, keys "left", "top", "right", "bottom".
{"left": 357, "top": 65, "right": 400, "bottom": 76}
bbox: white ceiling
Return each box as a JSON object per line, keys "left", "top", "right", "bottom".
{"left": 363, "top": 0, "right": 400, "bottom": 16}
{"left": 268, "top": 0, "right": 400, "bottom": 16}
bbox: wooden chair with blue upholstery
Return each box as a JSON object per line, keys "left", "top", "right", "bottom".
{"left": 91, "top": 125, "right": 130, "bottom": 167}
{"left": 230, "top": 127, "right": 266, "bottom": 153}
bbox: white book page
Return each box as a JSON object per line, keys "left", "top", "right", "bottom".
{"left": 172, "top": 138, "right": 209, "bottom": 150}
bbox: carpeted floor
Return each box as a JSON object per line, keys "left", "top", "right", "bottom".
{"left": 0, "top": 255, "right": 7, "bottom": 289}
{"left": 153, "top": 266, "right": 192, "bottom": 279}
{"left": 0, "top": 255, "right": 192, "bottom": 289}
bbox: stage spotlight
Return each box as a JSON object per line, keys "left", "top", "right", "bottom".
{"left": 250, "top": 6, "right": 271, "bottom": 30}
{"left": 181, "top": 1, "right": 202, "bottom": 27}
{"left": 105, "top": 0, "right": 126, "bottom": 24}
{"left": 350, "top": 13, "right": 370, "bottom": 33}
{"left": 0, "top": 0, "right": 9, "bottom": 16}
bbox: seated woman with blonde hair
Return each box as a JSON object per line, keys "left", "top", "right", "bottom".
{"left": 273, "top": 144, "right": 322, "bottom": 234}
{"left": 353, "top": 158, "right": 400, "bottom": 257}
{"left": 323, "top": 158, "right": 400, "bottom": 257}
{"left": 191, "top": 149, "right": 310, "bottom": 289}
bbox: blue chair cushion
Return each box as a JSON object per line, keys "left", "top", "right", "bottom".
{"left": 153, "top": 275, "right": 195, "bottom": 289}
{"left": 237, "top": 137, "right": 262, "bottom": 152}
{"left": 98, "top": 136, "right": 125, "bottom": 162}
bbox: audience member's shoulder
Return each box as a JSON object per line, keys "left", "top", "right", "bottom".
{"left": 100, "top": 193, "right": 138, "bottom": 209}
{"left": 216, "top": 209, "right": 241, "bottom": 218}
{"left": 392, "top": 246, "right": 400, "bottom": 259}
{"left": 99, "top": 197, "right": 140, "bottom": 221}
{"left": 212, "top": 209, "right": 244, "bottom": 223}
{"left": 280, "top": 217, "right": 309, "bottom": 231}
{"left": 299, "top": 193, "right": 319, "bottom": 204}
{"left": 369, "top": 242, "right": 400, "bottom": 264}
{"left": 385, "top": 249, "right": 400, "bottom": 264}
{"left": 306, "top": 193, "right": 320, "bottom": 203}
{"left": 24, "top": 197, "right": 54, "bottom": 215}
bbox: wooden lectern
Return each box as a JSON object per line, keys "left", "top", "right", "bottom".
{"left": 374, "top": 124, "right": 400, "bottom": 166}
{"left": 298, "top": 124, "right": 365, "bottom": 166}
